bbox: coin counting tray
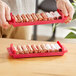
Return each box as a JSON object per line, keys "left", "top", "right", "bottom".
{"left": 8, "top": 9, "right": 68, "bottom": 27}
{"left": 7, "top": 41, "right": 67, "bottom": 58}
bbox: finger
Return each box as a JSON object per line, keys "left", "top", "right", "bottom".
{"left": 65, "top": 16, "right": 72, "bottom": 23}
{"left": 68, "top": 7, "right": 74, "bottom": 19}
{"left": 62, "top": 6, "right": 68, "bottom": 16}
{"left": 2, "top": 21, "right": 10, "bottom": 29}
{"left": 65, "top": 2, "right": 75, "bottom": 19}
{"left": 1, "top": 16, "right": 10, "bottom": 29}
{"left": 0, "top": 19, "right": 2, "bottom": 26}
{"left": 5, "top": 4, "right": 11, "bottom": 21}
{"left": 60, "top": 3, "right": 68, "bottom": 16}
{"left": 65, "top": 19, "right": 71, "bottom": 24}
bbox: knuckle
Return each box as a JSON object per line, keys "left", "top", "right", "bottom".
{"left": 7, "top": 6, "right": 10, "bottom": 11}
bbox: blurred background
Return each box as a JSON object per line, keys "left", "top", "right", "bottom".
{"left": 32, "top": 0, "right": 76, "bottom": 43}
{"left": 3, "top": 0, "right": 76, "bottom": 43}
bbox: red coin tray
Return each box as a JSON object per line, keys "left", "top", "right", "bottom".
{"left": 8, "top": 9, "right": 68, "bottom": 27}
{"left": 7, "top": 41, "right": 67, "bottom": 58}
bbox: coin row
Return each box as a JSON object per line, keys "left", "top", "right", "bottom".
{"left": 12, "top": 11, "right": 62, "bottom": 23}
{"left": 12, "top": 43, "right": 62, "bottom": 54}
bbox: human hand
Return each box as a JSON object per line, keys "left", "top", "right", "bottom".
{"left": 0, "top": 0, "right": 11, "bottom": 29}
{"left": 56, "top": 0, "right": 75, "bottom": 23}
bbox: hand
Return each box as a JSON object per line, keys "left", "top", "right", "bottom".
{"left": 56, "top": 0, "right": 75, "bottom": 23}
{"left": 0, "top": 0, "right": 11, "bottom": 29}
